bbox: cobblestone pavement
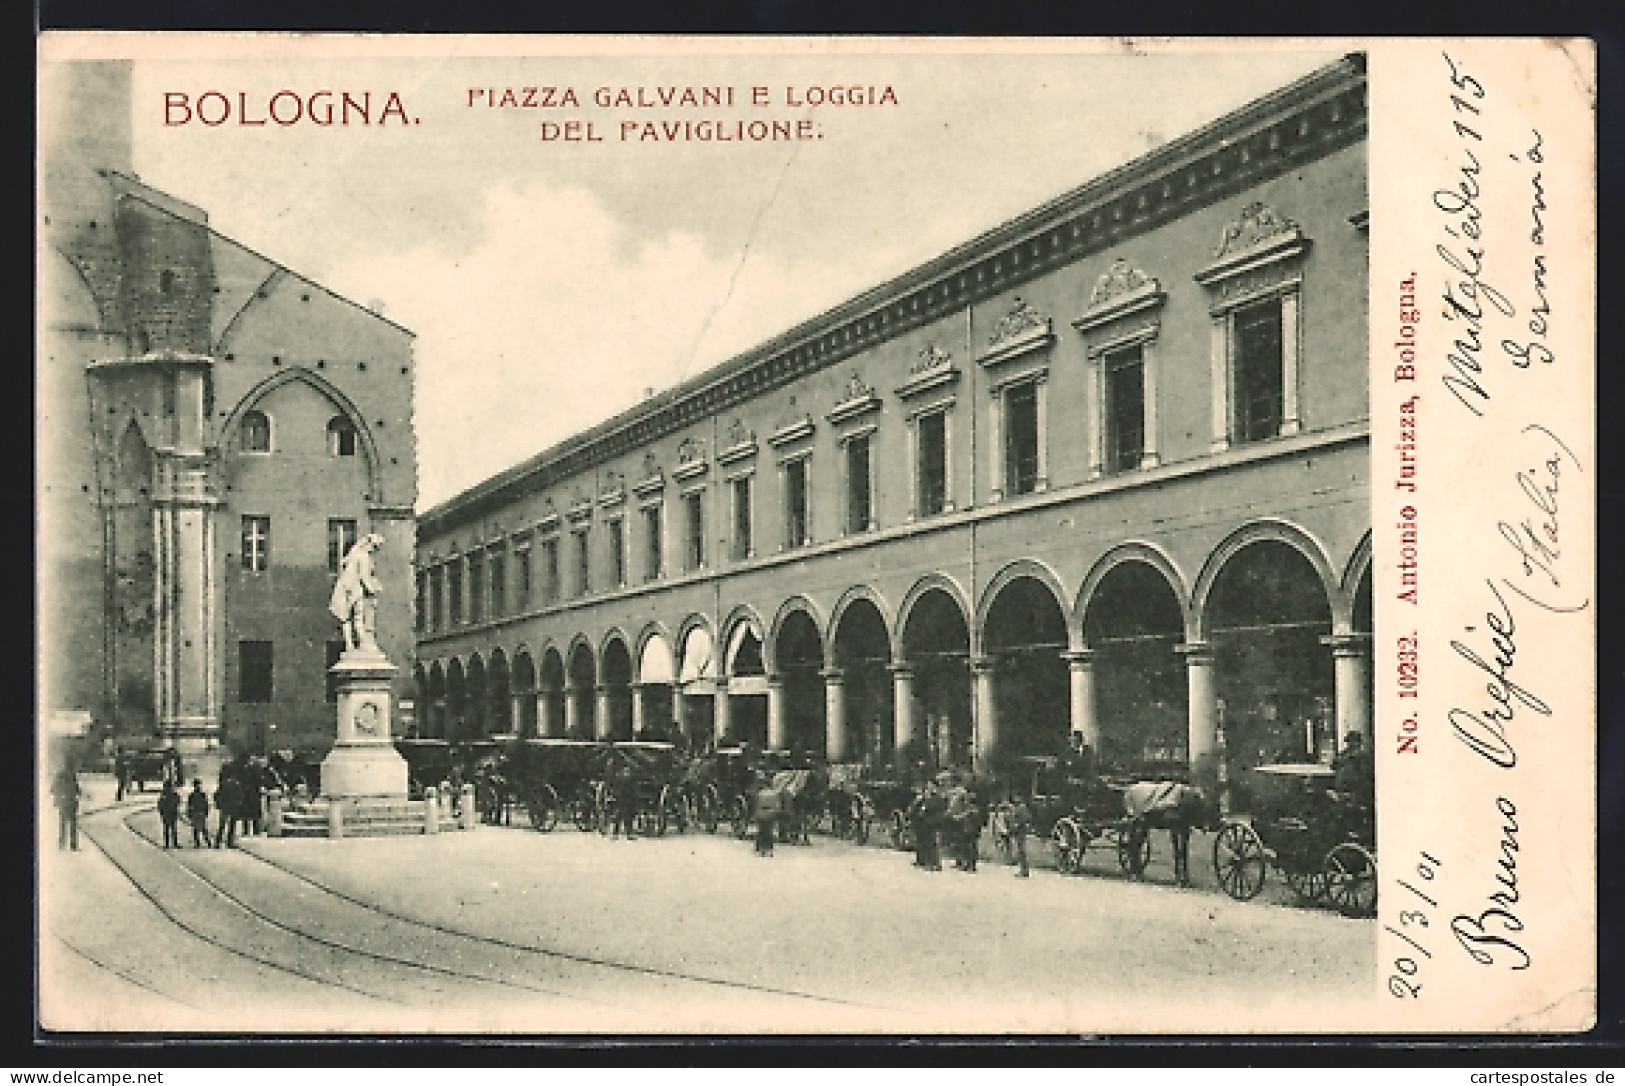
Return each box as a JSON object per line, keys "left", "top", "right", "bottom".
{"left": 40, "top": 776, "right": 1374, "bottom": 1034}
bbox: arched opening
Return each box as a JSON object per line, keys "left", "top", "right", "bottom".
{"left": 1083, "top": 561, "right": 1188, "bottom": 773}
{"left": 901, "top": 588, "right": 972, "bottom": 773}
{"left": 724, "top": 623, "right": 768, "bottom": 748}
{"left": 446, "top": 659, "right": 467, "bottom": 742}
{"left": 465, "top": 654, "right": 489, "bottom": 739}
{"left": 326, "top": 415, "right": 358, "bottom": 457}
{"left": 111, "top": 421, "right": 156, "bottom": 739}
{"left": 832, "top": 598, "right": 893, "bottom": 771}
{"left": 983, "top": 576, "right": 1070, "bottom": 766}
{"left": 1207, "top": 540, "right": 1335, "bottom": 791}
{"left": 240, "top": 410, "right": 271, "bottom": 453}
{"left": 601, "top": 638, "right": 634, "bottom": 741}
{"left": 774, "top": 610, "right": 825, "bottom": 757}
{"left": 487, "top": 649, "right": 512, "bottom": 736}
{"left": 512, "top": 651, "right": 538, "bottom": 737}
{"left": 636, "top": 633, "right": 677, "bottom": 743}
{"left": 539, "top": 648, "right": 566, "bottom": 738}
{"left": 410, "top": 665, "right": 429, "bottom": 739}
{"left": 567, "top": 642, "right": 596, "bottom": 739}
{"left": 676, "top": 624, "right": 716, "bottom": 751}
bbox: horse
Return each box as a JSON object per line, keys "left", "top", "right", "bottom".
{"left": 1121, "top": 780, "right": 1218, "bottom": 887}
{"left": 770, "top": 766, "right": 829, "bottom": 845}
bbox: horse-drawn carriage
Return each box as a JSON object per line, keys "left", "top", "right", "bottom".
{"left": 682, "top": 745, "right": 758, "bottom": 838}
{"left": 393, "top": 738, "right": 454, "bottom": 800}
{"left": 505, "top": 738, "right": 606, "bottom": 831}
{"left": 120, "top": 745, "right": 184, "bottom": 793}
{"left": 1211, "top": 762, "right": 1377, "bottom": 916}
{"left": 599, "top": 741, "right": 689, "bottom": 836}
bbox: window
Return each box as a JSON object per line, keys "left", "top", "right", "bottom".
{"left": 241, "top": 515, "right": 270, "bottom": 572}
{"left": 1104, "top": 346, "right": 1146, "bottom": 473}
{"left": 1233, "top": 297, "right": 1285, "bottom": 444}
{"left": 325, "top": 640, "right": 344, "bottom": 703}
{"left": 326, "top": 416, "right": 358, "bottom": 457}
{"left": 327, "top": 518, "right": 358, "bottom": 575}
{"left": 783, "top": 459, "right": 809, "bottom": 548}
{"left": 608, "top": 519, "right": 626, "bottom": 587}
{"left": 573, "top": 529, "right": 590, "bottom": 597}
{"left": 845, "top": 435, "right": 872, "bottom": 534}
{"left": 240, "top": 410, "right": 270, "bottom": 453}
{"left": 684, "top": 491, "right": 705, "bottom": 571}
{"left": 468, "top": 556, "right": 485, "bottom": 622}
{"left": 917, "top": 412, "right": 947, "bottom": 517}
{"left": 1005, "top": 380, "right": 1040, "bottom": 496}
{"left": 448, "top": 561, "right": 464, "bottom": 624}
{"left": 542, "top": 538, "right": 560, "bottom": 603}
{"left": 239, "top": 640, "right": 273, "bottom": 704}
{"left": 731, "top": 478, "right": 753, "bottom": 560}
{"left": 429, "top": 566, "right": 444, "bottom": 630}
{"left": 489, "top": 552, "right": 506, "bottom": 617}
{"left": 415, "top": 571, "right": 426, "bottom": 633}
{"left": 643, "top": 505, "right": 663, "bottom": 582}
{"left": 515, "top": 547, "right": 531, "bottom": 610}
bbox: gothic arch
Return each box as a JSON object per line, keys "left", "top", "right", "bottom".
{"left": 721, "top": 604, "right": 767, "bottom": 675}
{"left": 599, "top": 626, "right": 633, "bottom": 662}
{"left": 219, "top": 366, "right": 385, "bottom": 503}
{"left": 827, "top": 584, "right": 896, "bottom": 663}
{"left": 634, "top": 622, "right": 677, "bottom": 685}
{"left": 896, "top": 573, "right": 973, "bottom": 644}
{"left": 1191, "top": 518, "right": 1339, "bottom": 640}
{"left": 1339, "top": 531, "right": 1374, "bottom": 634}
{"left": 768, "top": 596, "right": 827, "bottom": 673}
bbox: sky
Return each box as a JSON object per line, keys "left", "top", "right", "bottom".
{"left": 121, "top": 41, "right": 1342, "bottom": 509}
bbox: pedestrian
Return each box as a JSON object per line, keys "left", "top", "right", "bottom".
{"left": 214, "top": 771, "right": 242, "bottom": 848}
{"left": 753, "top": 775, "right": 780, "bottom": 857}
{"left": 960, "top": 787, "right": 982, "bottom": 873}
{"left": 611, "top": 763, "right": 637, "bottom": 839}
{"left": 157, "top": 781, "right": 181, "bottom": 849}
{"left": 186, "top": 778, "right": 210, "bottom": 847}
{"left": 240, "top": 759, "right": 263, "bottom": 837}
{"left": 1008, "top": 791, "right": 1032, "bottom": 878}
{"left": 51, "top": 765, "right": 81, "bottom": 851}
{"left": 113, "top": 749, "right": 128, "bottom": 801}
{"left": 912, "top": 782, "right": 943, "bottom": 871}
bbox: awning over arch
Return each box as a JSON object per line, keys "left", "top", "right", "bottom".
{"left": 678, "top": 626, "right": 714, "bottom": 693}
{"left": 639, "top": 633, "right": 675, "bottom": 684}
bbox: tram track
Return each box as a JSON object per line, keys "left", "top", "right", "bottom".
{"left": 102, "top": 806, "right": 896, "bottom": 1024}
{"left": 48, "top": 931, "right": 207, "bottom": 1013}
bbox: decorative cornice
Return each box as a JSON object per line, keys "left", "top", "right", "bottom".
{"left": 717, "top": 419, "right": 759, "bottom": 466}
{"left": 672, "top": 459, "right": 709, "bottom": 484}
{"left": 420, "top": 56, "right": 1367, "bottom": 537}
{"left": 896, "top": 362, "right": 961, "bottom": 401}
{"left": 597, "top": 472, "right": 626, "bottom": 508}
{"left": 827, "top": 372, "right": 881, "bottom": 425}
{"left": 1195, "top": 201, "right": 1310, "bottom": 285}
{"left": 768, "top": 414, "right": 816, "bottom": 447}
{"left": 1073, "top": 259, "right": 1166, "bottom": 336}
{"left": 912, "top": 344, "right": 953, "bottom": 375}
{"left": 633, "top": 467, "right": 666, "bottom": 498}
{"left": 978, "top": 297, "right": 1055, "bottom": 369}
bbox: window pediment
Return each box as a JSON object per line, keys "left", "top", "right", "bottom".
{"left": 897, "top": 344, "right": 961, "bottom": 400}
{"left": 1073, "top": 258, "right": 1166, "bottom": 338}
{"left": 827, "top": 372, "right": 881, "bottom": 425}
{"left": 978, "top": 297, "right": 1055, "bottom": 370}
{"left": 1195, "top": 201, "right": 1310, "bottom": 287}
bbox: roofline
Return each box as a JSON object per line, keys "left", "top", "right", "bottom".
{"left": 422, "top": 52, "right": 1365, "bottom": 532}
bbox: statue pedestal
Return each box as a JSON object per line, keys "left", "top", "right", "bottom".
{"left": 321, "top": 646, "right": 409, "bottom": 799}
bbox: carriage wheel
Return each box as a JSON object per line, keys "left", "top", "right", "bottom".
{"left": 1325, "top": 843, "right": 1378, "bottom": 917}
{"left": 656, "top": 785, "right": 687, "bottom": 837}
{"left": 730, "top": 795, "right": 752, "bottom": 839}
{"left": 1051, "top": 818, "right": 1083, "bottom": 874}
{"left": 1284, "top": 864, "right": 1330, "bottom": 903}
{"left": 526, "top": 785, "right": 561, "bottom": 833}
{"left": 571, "top": 793, "right": 597, "bottom": 832}
{"left": 887, "top": 810, "right": 912, "bottom": 851}
{"left": 1212, "top": 822, "right": 1267, "bottom": 901}
{"left": 1117, "top": 823, "right": 1152, "bottom": 877}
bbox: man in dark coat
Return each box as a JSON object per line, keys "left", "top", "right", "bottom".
{"left": 52, "top": 766, "right": 81, "bottom": 850}
{"left": 186, "top": 778, "right": 211, "bottom": 847}
{"left": 214, "top": 772, "right": 242, "bottom": 848}
{"left": 157, "top": 782, "right": 182, "bottom": 848}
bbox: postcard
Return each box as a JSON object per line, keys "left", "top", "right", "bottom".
{"left": 35, "top": 35, "right": 1596, "bottom": 1034}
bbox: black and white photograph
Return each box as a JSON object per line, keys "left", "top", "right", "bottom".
{"left": 35, "top": 37, "right": 1595, "bottom": 1035}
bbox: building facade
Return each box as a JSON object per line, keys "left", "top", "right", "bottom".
{"left": 40, "top": 61, "right": 418, "bottom": 758}
{"left": 415, "top": 56, "right": 1371, "bottom": 791}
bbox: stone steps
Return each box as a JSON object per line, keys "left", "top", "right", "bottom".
{"left": 275, "top": 798, "right": 466, "bottom": 839}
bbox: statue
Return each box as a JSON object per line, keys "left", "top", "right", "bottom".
{"left": 329, "top": 533, "right": 384, "bottom": 653}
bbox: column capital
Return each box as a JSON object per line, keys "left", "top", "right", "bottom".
{"left": 1177, "top": 641, "right": 1217, "bottom": 665}
{"left": 1320, "top": 632, "right": 1373, "bottom": 658}
{"left": 1061, "top": 649, "right": 1097, "bottom": 668}
{"left": 888, "top": 664, "right": 915, "bottom": 680}
{"left": 970, "top": 655, "right": 998, "bottom": 675}
{"left": 819, "top": 667, "right": 846, "bottom": 684}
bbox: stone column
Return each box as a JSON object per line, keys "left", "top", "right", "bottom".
{"left": 1062, "top": 649, "right": 1099, "bottom": 751}
{"left": 1323, "top": 633, "right": 1373, "bottom": 745}
{"left": 672, "top": 685, "right": 686, "bottom": 744}
{"left": 1280, "top": 291, "right": 1302, "bottom": 435}
{"left": 563, "top": 684, "right": 581, "bottom": 738}
{"left": 1178, "top": 642, "right": 1220, "bottom": 792}
{"left": 631, "top": 682, "right": 646, "bottom": 738}
{"left": 971, "top": 656, "right": 998, "bottom": 772}
{"left": 1034, "top": 373, "right": 1050, "bottom": 492}
{"left": 535, "top": 689, "right": 552, "bottom": 738}
{"left": 766, "top": 674, "right": 786, "bottom": 751}
{"left": 713, "top": 678, "right": 731, "bottom": 746}
{"left": 152, "top": 461, "right": 221, "bottom": 751}
{"left": 822, "top": 668, "right": 847, "bottom": 762}
{"left": 890, "top": 664, "right": 915, "bottom": 766}
{"left": 595, "top": 684, "right": 613, "bottom": 741}
{"left": 1209, "top": 317, "right": 1231, "bottom": 453}
{"left": 1140, "top": 339, "right": 1162, "bottom": 468}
